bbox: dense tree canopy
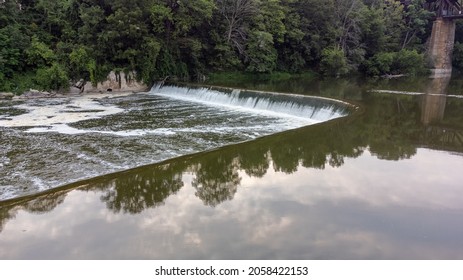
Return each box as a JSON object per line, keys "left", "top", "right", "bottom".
{"left": 0, "top": 0, "right": 436, "bottom": 92}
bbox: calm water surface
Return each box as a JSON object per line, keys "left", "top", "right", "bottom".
{"left": 0, "top": 77, "right": 463, "bottom": 259}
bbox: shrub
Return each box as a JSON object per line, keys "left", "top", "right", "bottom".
{"left": 363, "top": 52, "right": 394, "bottom": 76}
{"left": 35, "top": 63, "right": 69, "bottom": 91}
{"left": 320, "top": 47, "right": 349, "bottom": 77}
{"left": 363, "top": 49, "right": 426, "bottom": 76}
{"left": 393, "top": 49, "right": 426, "bottom": 75}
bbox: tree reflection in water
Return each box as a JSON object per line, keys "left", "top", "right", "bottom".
{"left": 2, "top": 80, "right": 463, "bottom": 231}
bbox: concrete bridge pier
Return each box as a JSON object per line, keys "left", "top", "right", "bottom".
{"left": 427, "top": 18, "right": 456, "bottom": 78}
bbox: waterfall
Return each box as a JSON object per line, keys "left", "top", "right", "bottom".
{"left": 149, "top": 84, "right": 352, "bottom": 122}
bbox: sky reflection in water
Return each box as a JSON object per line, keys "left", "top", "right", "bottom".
{"left": 1, "top": 77, "right": 463, "bottom": 259}
{"left": 1, "top": 148, "right": 463, "bottom": 259}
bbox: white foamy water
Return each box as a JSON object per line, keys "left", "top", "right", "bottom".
{"left": 369, "top": 89, "right": 425, "bottom": 96}
{"left": 25, "top": 123, "right": 179, "bottom": 136}
{"left": 150, "top": 84, "right": 349, "bottom": 122}
{"left": 0, "top": 93, "right": 128, "bottom": 128}
{"left": 0, "top": 86, "right": 351, "bottom": 200}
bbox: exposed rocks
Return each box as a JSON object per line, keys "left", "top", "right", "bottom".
{"left": 0, "top": 92, "right": 14, "bottom": 100}
{"left": 20, "top": 89, "right": 53, "bottom": 98}
{"left": 82, "top": 71, "right": 148, "bottom": 93}
{"left": 14, "top": 89, "right": 66, "bottom": 99}
{"left": 11, "top": 71, "right": 149, "bottom": 100}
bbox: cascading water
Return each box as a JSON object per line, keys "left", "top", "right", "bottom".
{"left": 150, "top": 84, "right": 351, "bottom": 122}
{"left": 0, "top": 85, "right": 353, "bottom": 201}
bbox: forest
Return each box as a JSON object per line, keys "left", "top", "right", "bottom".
{"left": 0, "top": 0, "right": 461, "bottom": 93}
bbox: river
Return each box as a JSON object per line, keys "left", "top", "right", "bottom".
{"left": 0, "top": 76, "right": 462, "bottom": 259}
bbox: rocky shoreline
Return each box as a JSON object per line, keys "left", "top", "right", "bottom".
{"left": 0, "top": 71, "right": 150, "bottom": 101}
{"left": 0, "top": 92, "right": 15, "bottom": 100}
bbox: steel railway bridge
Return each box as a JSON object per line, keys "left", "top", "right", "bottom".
{"left": 415, "top": 0, "right": 463, "bottom": 76}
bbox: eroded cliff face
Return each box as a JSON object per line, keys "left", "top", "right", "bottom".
{"left": 82, "top": 71, "right": 148, "bottom": 93}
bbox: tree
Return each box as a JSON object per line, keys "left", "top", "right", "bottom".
{"left": 216, "top": 0, "right": 257, "bottom": 56}
{"left": 25, "top": 36, "right": 56, "bottom": 68}
{"left": 320, "top": 46, "right": 349, "bottom": 77}
{"left": 246, "top": 30, "right": 277, "bottom": 72}
{"left": 35, "top": 0, "right": 73, "bottom": 38}
{"left": 35, "top": 62, "right": 69, "bottom": 91}
{"left": 401, "top": 0, "right": 433, "bottom": 49}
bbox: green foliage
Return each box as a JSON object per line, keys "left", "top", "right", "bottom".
{"left": 393, "top": 49, "right": 426, "bottom": 75}
{"left": 363, "top": 49, "right": 426, "bottom": 76}
{"left": 360, "top": 6, "right": 387, "bottom": 56}
{"left": 25, "top": 36, "right": 56, "bottom": 68}
{"left": 320, "top": 47, "right": 349, "bottom": 77}
{"left": 0, "top": 24, "right": 30, "bottom": 77}
{"left": 254, "top": 0, "right": 286, "bottom": 44}
{"left": 0, "top": 0, "right": 438, "bottom": 89}
{"left": 246, "top": 30, "right": 277, "bottom": 73}
{"left": 155, "top": 48, "right": 177, "bottom": 79}
{"left": 0, "top": 31, "right": 20, "bottom": 77}
{"left": 35, "top": 63, "right": 69, "bottom": 91}
{"left": 209, "top": 41, "right": 242, "bottom": 70}
{"left": 138, "top": 38, "right": 162, "bottom": 84}
{"left": 0, "top": 72, "right": 36, "bottom": 94}
{"left": 453, "top": 42, "right": 463, "bottom": 71}
{"left": 401, "top": 0, "right": 433, "bottom": 49}
{"left": 69, "top": 46, "right": 91, "bottom": 80}
{"left": 151, "top": 3, "right": 173, "bottom": 34}
{"left": 363, "top": 52, "right": 395, "bottom": 76}
{"left": 175, "top": 0, "right": 215, "bottom": 36}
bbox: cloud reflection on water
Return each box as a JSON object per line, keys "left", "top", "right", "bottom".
{"left": 1, "top": 147, "right": 463, "bottom": 259}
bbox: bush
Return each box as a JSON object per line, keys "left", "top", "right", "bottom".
{"left": 363, "top": 49, "right": 426, "bottom": 76}
{"left": 25, "top": 36, "right": 55, "bottom": 68}
{"left": 320, "top": 47, "right": 349, "bottom": 77}
{"left": 363, "top": 52, "right": 394, "bottom": 76}
{"left": 393, "top": 49, "right": 426, "bottom": 75}
{"left": 453, "top": 42, "right": 463, "bottom": 71}
{"left": 35, "top": 63, "right": 69, "bottom": 91}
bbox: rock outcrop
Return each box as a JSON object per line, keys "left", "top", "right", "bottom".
{"left": 15, "top": 89, "right": 64, "bottom": 99}
{"left": 0, "top": 92, "right": 14, "bottom": 100}
{"left": 82, "top": 71, "right": 148, "bottom": 93}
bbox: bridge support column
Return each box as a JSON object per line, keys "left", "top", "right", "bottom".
{"left": 427, "top": 18, "right": 455, "bottom": 78}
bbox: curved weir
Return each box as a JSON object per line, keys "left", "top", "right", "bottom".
{"left": 0, "top": 85, "right": 354, "bottom": 201}
{"left": 150, "top": 84, "right": 352, "bottom": 122}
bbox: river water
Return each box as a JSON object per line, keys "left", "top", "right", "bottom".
{"left": 0, "top": 77, "right": 463, "bottom": 259}
{"left": 0, "top": 85, "right": 350, "bottom": 200}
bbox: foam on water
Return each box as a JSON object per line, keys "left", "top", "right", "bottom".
{"left": 370, "top": 89, "right": 463, "bottom": 99}
{"left": 369, "top": 89, "right": 425, "bottom": 96}
{"left": 150, "top": 84, "right": 350, "bottom": 123}
{"left": 0, "top": 85, "right": 353, "bottom": 200}
{"left": 0, "top": 93, "right": 128, "bottom": 128}
{"left": 26, "top": 124, "right": 178, "bottom": 136}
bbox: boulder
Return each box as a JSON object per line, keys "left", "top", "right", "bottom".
{"left": 0, "top": 92, "right": 14, "bottom": 100}
{"left": 19, "top": 89, "right": 55, "bottom": 99}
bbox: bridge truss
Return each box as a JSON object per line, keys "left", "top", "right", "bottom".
{"left": 423, "top": 0, "right": 463, "bottom": 19}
